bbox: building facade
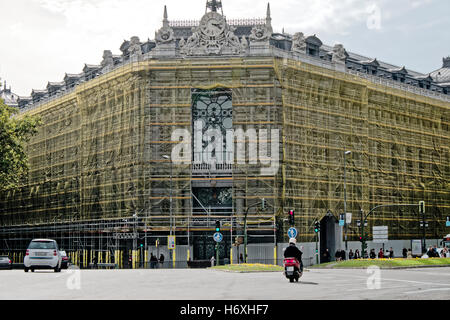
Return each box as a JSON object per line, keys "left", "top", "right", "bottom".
{"left": 1, "top": 2, "right": 449, "bottom": 266}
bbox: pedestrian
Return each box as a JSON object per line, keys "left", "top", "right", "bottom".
{"left": 210, "top": 256, "right": 215, "bottom": 267}
{"left": 354, "top": 249, "right": 361, "bottom": 259}
{"left": 378, "top": 248, "right": 384, "bottom": 259}
{"left": 239, "top": 253, "right": 244, "bottom": 263}
{"left": 149, "top": 253, "right": 155, "bottom": 269}
{"left": 407, "top": 249, "right": 412, "bottom": 258}
{"left": 426, "top": 246, "right": 434, "bottom": 258}
{"left": 322, "top": 248, "right": 331, "bottom": 263}
{"left": 370, "top": 249, "right": 376, "bottom": 259}
{"left": 92, "top": 255, "right": 98, "bottom": 269}
{"left": 335, "top": 249, "right": 341, "bottom": 262}
{"left": 389, "top": 247, "right": 394, "bottom": 259}
{"left": 340, "top": 249, "right": 346, "bottom": 261}
{"left": 402, "top": 248, "right": 407, "bottom": 258}
{"left": 159, "top": 253, "right": 165, "bottom": 267}
{"left": 348, "top": 249, "right": 354, "bottom": 260}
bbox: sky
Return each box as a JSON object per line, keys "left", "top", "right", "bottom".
{"left": 0, "top": 0, "right": 449, "bottom": 96}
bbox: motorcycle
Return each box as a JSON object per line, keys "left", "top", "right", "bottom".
{"left": 283, "top": 258, "right": 302, "bottom": 283}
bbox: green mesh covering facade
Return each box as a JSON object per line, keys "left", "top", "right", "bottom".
{"left": 0, "top": 57, "right": 449, "bottom": 252}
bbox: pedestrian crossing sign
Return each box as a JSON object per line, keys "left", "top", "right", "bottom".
{"left": 168, "top": 236, "right": 176, "bottom": 249}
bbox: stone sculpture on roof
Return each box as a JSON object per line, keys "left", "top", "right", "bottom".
{"left": 179, "top": 11, "right": 244, "bottom": 56}
{"left": 249, "top": 3, "right": 273, "bottom": 44}
{"left": 101, "top": 50, "right": 114, "bottom": 69}
{"left": 292, "top": 32, "right": 307, "bottom": 54}
{"left": 128, "top": 36, "right": 142, "bottom": 59}
{"left": 332, "top": 43, "right": 348, "bottom": 64}
{"left": 155, "top": 6, "right": 175, "bottom": 44}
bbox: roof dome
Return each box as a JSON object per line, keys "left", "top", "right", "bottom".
{"left": 430, "top": 57, "right": 450, "bottom": 85}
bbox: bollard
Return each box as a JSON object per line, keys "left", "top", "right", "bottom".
{"left": 144, "top": 250, "right": 148, "bottom": 269}
{"left": 230, "top": 248, "right": 233, "bottom": 265}
{"left": 274, "top": 246, "right": 277, "bottom": 265}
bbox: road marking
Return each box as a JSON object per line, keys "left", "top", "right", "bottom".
{"left": 403, "top": 270, "right": 450, "bottom": 277}
{"left": 350, "top": 275, "right": 450, "bottom": 287}
{"left": 404, "top": 288, "right": 450, "bottom": 294}
{"left": 345, "top": 285, "right": 413, "bottom": 292}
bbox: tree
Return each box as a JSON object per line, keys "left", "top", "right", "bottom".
{"left": 0, "top": 99, "right": 40, "bottom": 191}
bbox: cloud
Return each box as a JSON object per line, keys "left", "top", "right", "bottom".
{"left": 1, "top": 0, "right": 447, "bottom": 96}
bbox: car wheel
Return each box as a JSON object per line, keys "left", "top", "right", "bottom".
{"left": 31, "top": 268, "right": 35, "bottom": 272}
{"left": 24, "top": 267, "right": 29, "bottom": 272}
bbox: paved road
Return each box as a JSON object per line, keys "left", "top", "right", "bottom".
{"left": 1, "top": 267, "right": 449, "bottom": 300}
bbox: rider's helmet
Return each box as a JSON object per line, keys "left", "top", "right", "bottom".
{"left": 289, "top": 238, "right": 297, "bottom": 244}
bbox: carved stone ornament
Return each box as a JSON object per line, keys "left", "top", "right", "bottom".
{"left": 241, "top": 36, "right": 248, "bottom": 50}
{"left": 249, "top": 24, "right": 271, "bottom": 43}
{"left": 128, "top": 36, "right": 142, "bottom": 58}
{"left": 292, "top": 32, "right": 307, "bottom": 54}
{"left": 156, "top": 27, "right": 174, "bottom": 44}
{"left": 332, "top": 43, "right": 348, "bottom": 64}
{"left": 179, "top": 11, "right": 243, "bottom": 56}
{"left": 155, "top": 6, "right": 175, "bottom": 44}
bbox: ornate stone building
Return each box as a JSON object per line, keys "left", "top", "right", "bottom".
{"left": 1, "top": 1, "right": 449, "bottom": 266}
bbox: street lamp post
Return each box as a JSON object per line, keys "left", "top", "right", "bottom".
{"left": 163, "top": 155, "right": 173, "bottom": 236}
{"left": 163, "top": 155, "right": 173, "bottom": 267}
{"left": 344, "top": 150, "right": 351, "bottom": 253}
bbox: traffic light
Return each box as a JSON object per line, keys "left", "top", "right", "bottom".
{"left": 314, "top": 221, "right": 320, "bottom": 233}
{"left": 288, "top": 210, "right": 295, "bottom": 225}
{"left": 215, "top": 220, "right": 221, "bottom": 232}
{"left": 419, "top": 201, "right": 425, "bottom": 214}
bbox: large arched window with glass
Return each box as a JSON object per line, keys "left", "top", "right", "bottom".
{"left": 191, "top": 88, "right": 232, "bottom": 165}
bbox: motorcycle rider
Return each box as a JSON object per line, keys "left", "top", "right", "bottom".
{"left": 284, "top": 238, "right": 303, "bottom": 273}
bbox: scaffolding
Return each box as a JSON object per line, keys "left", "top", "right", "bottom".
{"left": 0, "top": 56, "right": 448, "bottom": 261}
{"left": 274, "top": 58, "right": 449, "bottom": 242}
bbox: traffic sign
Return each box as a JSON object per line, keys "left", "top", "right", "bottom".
{"left": 168, "top": 235, "right": 176, "bottom": 249}
{"left": 339, "top": 213, "right": 345, "bottom": 226}
{"left": 287, "top": 227, "right": 298, "bottom": 238}
{"left": 213, "top": 232, "right": 223, "bottom": 243}
{"left": 346, "top": 213, "right": 352, "bottom": 224}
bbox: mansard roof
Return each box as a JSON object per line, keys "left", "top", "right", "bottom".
{"left": 305, "top": 35, "right": 322, "bottom": 46}
{"left": 83, "top": 64, "right": 101, "bottom": 72}
{"left": 388, "top": 66, "right": 408, "bottom": 74}
{"left": 18, "top": 3, "right": 449, "bottom": 110}
{"left": 361, "top": 58, "right": 380, "bottom": 67}
{"left": 430, "top": 57, "right": 450, "bottom": 84}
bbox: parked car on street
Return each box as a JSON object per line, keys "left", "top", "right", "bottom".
{"left": 0, "top": 255, "right": 12, "bottom": 270}
{"left": 23, "top": 239, "right": 62, "bottom": 272}
{"left": 60, "top": 251, "right": 70, "bottom": 269}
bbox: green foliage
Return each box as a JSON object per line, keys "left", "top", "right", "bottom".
{"left": 0, "top": 99, "right": 40, "bottom": 191}
{"left": 211, "top": 263, "right": 284, "bottom": 272}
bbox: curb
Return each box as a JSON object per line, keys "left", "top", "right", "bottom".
{"left": 310, "top": 264, "right": 450, "bottom": 270}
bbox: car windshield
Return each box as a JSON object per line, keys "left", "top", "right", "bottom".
{"left": 28, "top": 241, "right": 56, "bottom": 249}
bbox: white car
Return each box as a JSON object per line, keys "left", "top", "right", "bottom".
{"left": 24, "top": 239, "right": 62, "bottom": 272}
